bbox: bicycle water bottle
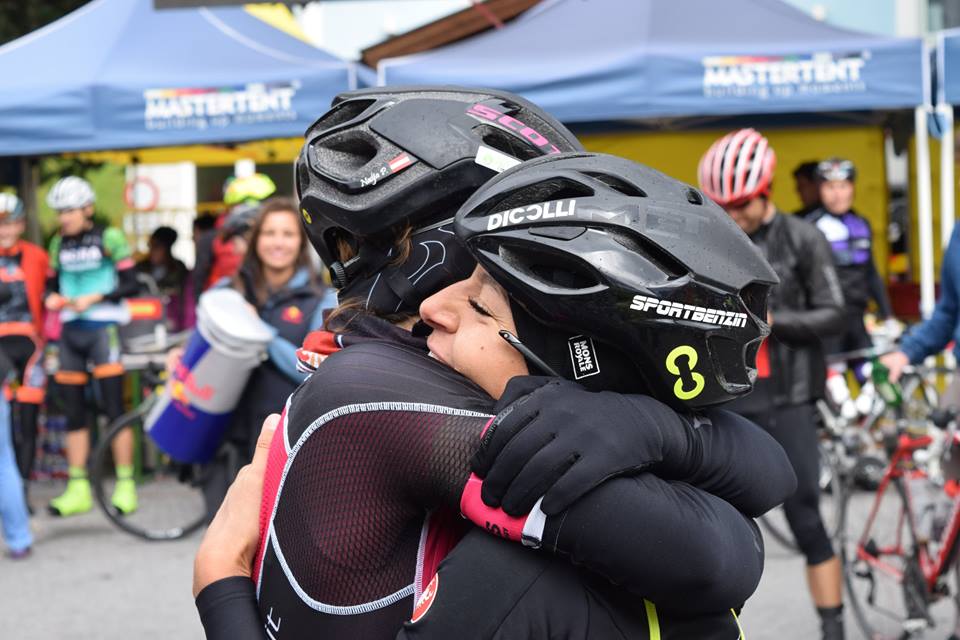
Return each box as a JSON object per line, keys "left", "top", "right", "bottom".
{"left": 872, "top": 358, "right": 902, "bottom": 408}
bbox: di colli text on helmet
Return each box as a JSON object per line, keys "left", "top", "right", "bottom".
{"left": 455, "top": 152, "right": 779, "bottom": 409}
{"left": 486, "top": 199, "right": 577, "bottom": 231}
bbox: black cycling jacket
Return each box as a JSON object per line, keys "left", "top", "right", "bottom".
{"left": 728, "top": 211, "right": 845, "bottom": 414}
{"left": 806, "top": 207, "right": 893, "bottom": 316}
{"left": 198, "top": 313, "right": 794, "bottom": 640}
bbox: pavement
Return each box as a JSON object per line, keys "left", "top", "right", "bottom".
{"left": 4, "top": 482, "right": 960, "bottom": 639}
{"left": 2, "top": 481, "right": 202, "bottom": 640}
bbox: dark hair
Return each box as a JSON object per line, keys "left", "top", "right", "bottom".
{"left": 324, "top": 226, "right": 416, "bottom": 330}
{"left": 792, "top": 161, "right": 820, "bottom": 181}
{"left": 150, "top": 226, "right": 178, "bottom": 249}
{"left": 193, "top": 215, "right": 217, "bottom": 233}
{"left": 233, "top": 196, "right": 317, "bottom": 306}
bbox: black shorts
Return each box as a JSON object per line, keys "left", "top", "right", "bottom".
{"left": 0, "top": 334, "right": 45, "bottom": 403}
{"left": 54, "top": 323, "right": 124, "bottom": 386}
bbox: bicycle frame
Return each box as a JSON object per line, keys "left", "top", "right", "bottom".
{"left": 855, "top": 431, "right": 960, "bottom": 594}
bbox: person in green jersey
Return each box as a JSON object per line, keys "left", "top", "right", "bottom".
{"left": 44, "top": 177, "right": 140, "bottom": 517}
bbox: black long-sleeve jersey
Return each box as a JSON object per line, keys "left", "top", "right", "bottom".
{"left": 397, "top": 530, "right": 747, "bottom": 640}
{"left": 199, "top": 317, "right": 794, "bottom": 640}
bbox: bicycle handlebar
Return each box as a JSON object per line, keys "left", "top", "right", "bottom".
{"left": 824, "top": 346, "right": 897, "bottom": 364}
{"left": 123, "top": 330, "right": 191, "bottom": 355}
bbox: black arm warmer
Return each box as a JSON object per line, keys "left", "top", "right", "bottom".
{"left": 642, "top": 404, "right": 797, "bottom": 517}
{"left": 540, "top": 474, "right": 765, "bottom": 613}
{"left": 102, "top": 265, "right": 139, "bottom": 303}
{"left": 196, "top": 577, "right": 266, "bottom": 640}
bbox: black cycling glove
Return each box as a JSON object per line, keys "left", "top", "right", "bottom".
{"left": 472, "top": 376, "right": 687, "bottom": 517}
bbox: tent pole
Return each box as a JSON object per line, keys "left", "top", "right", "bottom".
{"left": 18, "top": 156, "right": 40, "bottom": 244}
{"left": 917, "top": 105, "right": 936, "bottom": 319}
{"left": 939, "top": 103, "right": 956, "bottom": 245}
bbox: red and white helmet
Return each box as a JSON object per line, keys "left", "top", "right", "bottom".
{"left": 698, "top": 128, "right": 776, "bottom": 207}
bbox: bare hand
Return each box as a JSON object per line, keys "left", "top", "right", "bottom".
{"left": 165, "top": 346, "right": 185, "bottom": 377}
{"left": 880, "top": 350, "right": 910, "bottom": 383}
{"left": 193, "top": 414, "right": 279, "bottom": 597}
{"left": 45, "top": 293, "right": 66, "bottom": 311}
{"left": 70, "top": 293, "right": 101, "bottom": 313}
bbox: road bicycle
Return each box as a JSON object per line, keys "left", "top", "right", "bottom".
{"left": 757, "top": 347, "right": 911, "bottom": 554}
{"left": 88, "top": 330, "right": 209, "bottom": 541}
{"left": 841, "top": 367, "right": 960, "bottom": 639}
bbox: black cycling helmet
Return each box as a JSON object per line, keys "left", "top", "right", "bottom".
{"left": 221, "top": 202, "right": 260, "bottom": 240}
{"left": 455, "top": 152, "right": 779, "bottom": 409}
{"left": 295, "top": 86, "right": 583, "bottom": 316}
{"left": 816, "top": 157, "right": 856, "bottom": 182}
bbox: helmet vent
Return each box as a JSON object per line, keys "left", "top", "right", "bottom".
{"left": 685, "top": 189, "right": 704, "bottom": 205}
{"left": 312, "top": 98, "right": 377, "bottom": 133}
{"left": 476, "top": 125, "right": 543, "bottom": 161}
{"left": 740, "top": 281, "right": 770, "bottom": 320}
{"left": 611, "top": 232, "right": 685, "bottom": 279}
{"left": 296, "top": 162, "right": 310, "bottom": 198}
{"left": 313, "top": 134, "right": 379, "bottom": 173}
{"left": 492, "top": 240, "right": 600, "bottom": 291}
{"left": 583, "top": 172, "right": 647, "bottom": 197}
{"left": 744, "top": 340, "right": 760, "bottom": 369}
{"left": 709, "top": 335, "right": 751, "bottom": 387}
{"left": 485, "top": 178, "right": 594, "bottom": 214}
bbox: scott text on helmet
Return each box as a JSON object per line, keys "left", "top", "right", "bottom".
{"left": 466, "top": 103, "right": 563, "bottom": 154}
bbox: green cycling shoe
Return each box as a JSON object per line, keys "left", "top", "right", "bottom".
{"left": 48, "top": 476, "right": 93, "bottom": 517}
{"left": 111, "top": 466, "right": 138, "bottom": 515}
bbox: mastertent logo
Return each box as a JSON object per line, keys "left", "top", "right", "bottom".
{"left": 143, "top": 81, "right": 300, "bottom": 131}
{"left": 701, "top": 51, "right": 868, "bottom": 100}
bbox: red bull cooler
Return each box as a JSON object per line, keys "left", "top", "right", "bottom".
{"left": 145, "top": 288, "right": 274, "bottom": 463}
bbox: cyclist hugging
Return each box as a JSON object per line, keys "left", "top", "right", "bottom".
{"left": 193, "top": 87, "right": 797, "bottom": 640}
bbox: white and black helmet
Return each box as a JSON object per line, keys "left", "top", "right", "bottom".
{"left": 0, "top": 193, "right": 24, "bottom": 221}
{"left": 47, "top": 176, "right": 95, "bottom": 211}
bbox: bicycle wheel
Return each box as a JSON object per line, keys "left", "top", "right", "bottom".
{"left": 841, "top": 476, "right": 942, "bottom": 639}
{"left": 90, "top": 399, "right": 207, "bottom": 541}
{"left": 759, "top": 439, "right": 846, "bottom": 553}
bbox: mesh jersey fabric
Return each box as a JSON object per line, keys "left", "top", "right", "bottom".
{"left": 255, "top": 339, "right": 493, "bottom": 639}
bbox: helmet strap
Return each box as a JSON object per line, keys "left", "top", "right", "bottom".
{"left": 383, "top": 268, "right": 420, "bottom": 311}
{"left": 498, "top": 330, "right": 560, "bottom": 377}
{"left": 507, "top": 298, "right": 648, "bottom": 395}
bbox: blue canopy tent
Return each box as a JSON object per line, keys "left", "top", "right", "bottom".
{"left": 379, "top": 0, "right": 934, "bottom": 314}
{"left": 378, "top": 0, "right": 924, "bottom": 122}
{"left": 0, "top": 0, "right": 357, "bottom": 156}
